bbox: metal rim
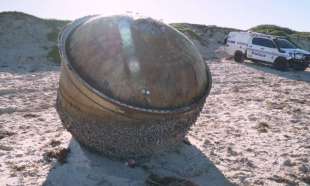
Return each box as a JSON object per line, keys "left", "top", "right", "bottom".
{"left": 58, "top": 15, "right": 212, "bottom": 115}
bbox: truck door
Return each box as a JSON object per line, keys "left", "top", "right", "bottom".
{"left": 248, "top": 37, "right": 278, "bottom": 63}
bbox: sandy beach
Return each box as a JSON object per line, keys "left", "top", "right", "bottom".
{"left": 1, "top": 57, "right": 309, "bottom": 185}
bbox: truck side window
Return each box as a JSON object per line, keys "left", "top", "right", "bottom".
{"left": 252, "top": 38, "right": 275, "bottom": 48}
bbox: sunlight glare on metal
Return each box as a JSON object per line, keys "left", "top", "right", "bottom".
{"left": 118, "top": 18, "right": 141, "bottom": 74}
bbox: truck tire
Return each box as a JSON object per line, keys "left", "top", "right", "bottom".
{"left": 290, "top": 62, "right": 308, "bottom": 71}
{"left": 234, "top": 51, "right": 244, "bottom": 63}
{"left": 273, "top": 57, "right": 288, "bottom": 71}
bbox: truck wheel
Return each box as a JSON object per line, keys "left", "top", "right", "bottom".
{"left": 273, "top": 57, "right": 288, "bottom": 71}
{"left": 291, "top": 62, "right": 308, "bottom": 71}
{"left": 234, "top": 51, "right": 244, "bottom": 63}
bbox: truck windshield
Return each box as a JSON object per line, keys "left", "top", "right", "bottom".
{"left": 274, "top": 39, "right": 297, "bottom": 49}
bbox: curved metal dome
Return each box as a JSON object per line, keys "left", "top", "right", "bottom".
{"left": 65, "top": 15, "right": 208, "bottom": 110}
{"left": 56, "top": 15, "right": 212, "bottom": 159}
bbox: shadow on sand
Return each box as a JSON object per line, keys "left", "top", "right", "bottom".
{"left": 243, "top": 60, "right": 310, "bottom": 82}
{"left": 42, "top": 138, "right": 233, "bottom": 186}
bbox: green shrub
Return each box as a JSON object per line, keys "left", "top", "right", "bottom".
{"left": 47, "top": 29, "right": 59, "bottom": 42}
{"left": 47, "top": 46, "right": 61, "bottom": 64}
{"left": 250, "top": 24, "right": 310, "bottom": 39}
{"left": 171, "top": 23, "right": 201, "bottom": 41}
{"left": 46, "top": 19, "right": 70, "bottom": 42}
{"left": 250, "top": 25, "right": 295, "bottom": 36}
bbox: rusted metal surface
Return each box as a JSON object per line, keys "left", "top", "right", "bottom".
{"left": 56, "top": 15, "right": 212, "bottom": 159}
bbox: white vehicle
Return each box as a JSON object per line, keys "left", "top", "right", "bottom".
{"left": 224, "top": 31, "right": 310, "bottom": 71}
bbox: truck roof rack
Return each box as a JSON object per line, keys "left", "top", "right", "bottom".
{"left": 247, "top": 31, "right": 288, "bottom": 39}
{"left": 247, "top": 31, "right": 275, "bottom": 39}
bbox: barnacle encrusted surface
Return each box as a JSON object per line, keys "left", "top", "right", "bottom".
{"left": 56, "top": 15, "right": 212, "bottom": 159}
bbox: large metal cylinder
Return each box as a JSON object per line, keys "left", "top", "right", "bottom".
{"left": 56, "top": 15, "right": 212, "bottom": 159}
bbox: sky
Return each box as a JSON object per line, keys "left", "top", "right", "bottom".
{"left": 1, "top": 0, "right": 310, "bottom": 31}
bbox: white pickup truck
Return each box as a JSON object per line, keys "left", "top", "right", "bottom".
{"left": 224, "top": 31, "right": 310, "bottom": 71}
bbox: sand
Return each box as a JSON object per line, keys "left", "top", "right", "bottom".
{"left": 0, "top": 58, "right": 310, "bottom": 186}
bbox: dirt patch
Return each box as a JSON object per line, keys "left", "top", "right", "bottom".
{"left": 43, "top": 147, "right": 70, "bottom": 164}
{"left": 0, "top": 130, "right": 15, "bottom": 140}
